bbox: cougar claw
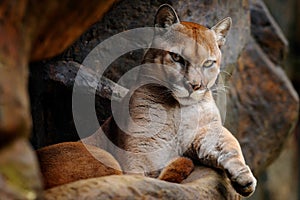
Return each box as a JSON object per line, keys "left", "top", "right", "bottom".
{"left": 231, "top": 168, "right": 257, "bottom": 197}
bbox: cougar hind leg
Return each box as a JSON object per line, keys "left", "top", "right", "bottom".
{"left": 158, "top": 157, "right": 194, "bottom": 183}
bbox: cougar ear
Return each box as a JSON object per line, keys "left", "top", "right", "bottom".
{"left": 154, "top": 4, "right": 180, "bottom": 28}
{"left": 211, "top": 17, "right": 232, "bottom": 47}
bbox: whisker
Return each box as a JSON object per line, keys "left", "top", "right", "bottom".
{"left": 210, "top": 85, "right": 229, "bottom": 93}
{"left": 211, "top": 88, "right": 227, "bottom": 93}
{"left": 220, "top": 70, "right": 232, "bottom": 77}
{"left": 217, "top": 85, "right": 230, "bottom": 90}
{"left": 214, "top": 84, "right": 230, "bottom": 90}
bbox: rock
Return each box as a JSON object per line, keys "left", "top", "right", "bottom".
{"left": 36, "top": 142, "right": 122, "bottom": 189}
{"left": 0, "top": 139, "right": 43, "bottom": 200}
{"left": 44, "top": 167, "right": 239, "bottom": 200}
{"left": 225, "top": 38, "right": 299, "bottom": 174}
{"left": 29, "top": 61, "right": 128, "bottom": 149}
{"left": 249, "top": 0, "right": 300, "bottom": 199}
{"left": 28, "top": 0, "right": 117, "bottom": 61}
{"left": 222, "top": 0, "right": 298, "bottom": 178}
{"left": 249, "top": 136, "right": 298, "bottom": 200}
{"left": 250, "top": 0, "right": 288, "bottom": 65}
{"left": 0, "top": 1, "right": 32, "bottom": 147}
{"left": 0, "top": 0, "right": 117, "bottom": 198}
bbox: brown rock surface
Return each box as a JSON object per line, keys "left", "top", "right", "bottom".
{"left": 250, "top": 0, "right": 288, "bottom": 65}
{"left": 44, "top": 167, "right": 240, "bottom": 200}
{"left": 225, "top": 38, "right": 298, "bottom": 174}
{"left": 0, "top": 0, "right": 117, "bottom": 144}
{"left": 0, "top": 0, "right": 32, "bottom": 147}
{"left": 0, "top": 139, "right": 42, "bottom": 200}
{"left": 0, "top": 0, "right": 117, "bottom": 198}
{"left": 28, "top": 0, "right": 117, "bottom": 61}
{"left": 225, "top": 0, "right": 298, "bottom": 175}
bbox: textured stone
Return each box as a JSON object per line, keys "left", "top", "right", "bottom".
{"left": 0, "top": 139, "right": 42, "bottom": 200}
{"left": 0, "top": 0, "right": 117, "bottom": 198}
{"left": 1, "top": 0, "right": 117, "bottom": 145}
{"left": 44, "top": 167, "right": 240, "bottom": 200}
{"left": 28, "top": 0, "right": 117, "bottom": 61}
{"left": 250, "top": 0, "right": 288, "bottom": 65}
{"left": 29, "top": 61, "right": 127, "bottom": 149}
{"left": 249, "top": 136, "right": 298, "bottom": 200}
{"left": 0, "top": 0, "right": 32, "bottom": 146}
{"left": 225, "top": 38, "right": 298, "bottom": 174}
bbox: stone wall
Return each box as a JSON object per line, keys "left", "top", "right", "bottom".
{"left": 0, "top": 0, "right": 116, "bottom": 199}
{"left": 25, "top": 0, "right": 299, "bottom": 199}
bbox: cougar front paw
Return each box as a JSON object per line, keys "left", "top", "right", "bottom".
{"left": 230, "top": 166, "right": 257, "bottom": 197}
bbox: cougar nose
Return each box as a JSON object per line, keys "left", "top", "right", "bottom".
{"left": 190, "top": 80, "right": 206, "bottom": 91}
{"left": 191, "top": 83, "right": 201, "bottom": 91}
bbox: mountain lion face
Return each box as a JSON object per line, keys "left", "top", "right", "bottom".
{"left": 142, "top": 5, "right": 231, "bottom": 105}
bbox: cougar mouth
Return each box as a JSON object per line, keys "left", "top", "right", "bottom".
{"left": 181, "top": 80, "right": 208, "bottom": 97}
{"left": 190, "top": 89, "right": 208, "bottom": 101}
{"left": 171, "top": 83, "right": 208, "bottom": 105}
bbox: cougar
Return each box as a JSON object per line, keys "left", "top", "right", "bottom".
{"left": 83, "top": 4, "right": 256, "bottom": 197}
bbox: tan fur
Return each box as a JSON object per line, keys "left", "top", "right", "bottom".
{"left": 158, "top": 157, "right": 194, "bottom": 183}
{"left": 83, "top": 4, "right": 256, "bottom": 197}
{"left": 36, "top": 142, "right": 122, "bottom": 189}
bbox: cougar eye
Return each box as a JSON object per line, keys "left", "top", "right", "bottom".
{"left": 170, "top": 52, "right": 185, "bottom": 66}
{"left": 203, "top": 60, "right": 216, "bottom": 68}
